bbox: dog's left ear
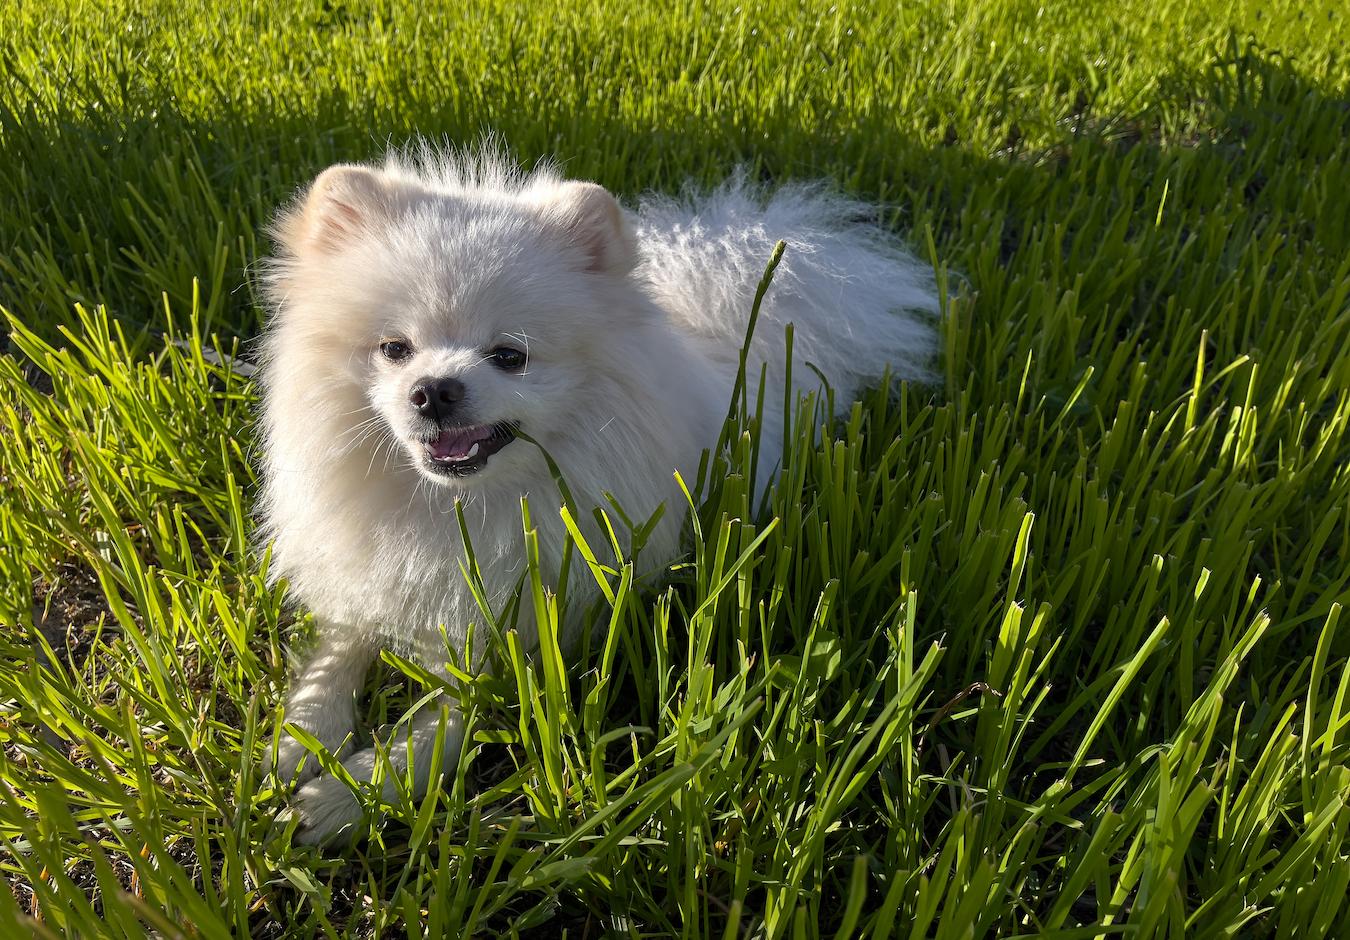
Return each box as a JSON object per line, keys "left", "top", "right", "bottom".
{"left": 540, "top": 182, "right": 637, "bottom": 276}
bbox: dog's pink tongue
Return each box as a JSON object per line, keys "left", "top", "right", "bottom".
{"left": 430, "top": 425, "right": 494, "bottom": 459}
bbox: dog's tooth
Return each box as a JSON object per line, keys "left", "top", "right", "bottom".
{"left": 467, "top": 442, "right": 480, "bottom": 458}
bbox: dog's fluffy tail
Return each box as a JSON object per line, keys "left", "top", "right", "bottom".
{"left": 632, "top": 175, "right": 941, "bottom": 412}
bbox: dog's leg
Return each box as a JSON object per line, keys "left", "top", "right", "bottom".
{"left": 291, "top": 693, "right": 465, "bottom": 845}
{"left": 266, "top": 627, "right": 377, "bottom": 785}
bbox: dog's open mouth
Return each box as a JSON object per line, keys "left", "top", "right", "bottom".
{"left": 423, "top": 422, "right": 517, "bottom": 476}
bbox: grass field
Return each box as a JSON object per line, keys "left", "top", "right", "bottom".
{"left": 3, "top": 0, "right": 1350, "bottom": 936}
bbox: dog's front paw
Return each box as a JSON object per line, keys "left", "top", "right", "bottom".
{"left": 290, "top": 773, "right": 367, "bottom": 846}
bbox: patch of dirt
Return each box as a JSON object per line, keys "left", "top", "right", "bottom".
{"left": 30, "top": 564, "right": 114, "bottom": 675}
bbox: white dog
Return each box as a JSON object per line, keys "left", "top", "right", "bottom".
{"left": 258, "top": 144, "right": 938, "bottom": 843}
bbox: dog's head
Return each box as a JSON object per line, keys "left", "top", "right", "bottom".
{"left": 262, "top": 154, "right": 642, "bottom": 489}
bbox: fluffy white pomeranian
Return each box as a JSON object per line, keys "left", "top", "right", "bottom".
{"left": 258, "top": 143, "right": 938, "bottom": 843}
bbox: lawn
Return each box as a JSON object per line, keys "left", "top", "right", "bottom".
{"left": 2, "top": 0, "right": 1349, "bottom": 936}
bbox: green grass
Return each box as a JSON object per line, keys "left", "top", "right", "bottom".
{"left": 2, "top": 0, "right": 1349, "bottom": 935}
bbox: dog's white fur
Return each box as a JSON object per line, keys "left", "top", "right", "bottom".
{"left": 258, "top": 144, "right": 938, "bottom": 843}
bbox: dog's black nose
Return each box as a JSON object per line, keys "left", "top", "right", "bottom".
{"left": 409, "top": 377, "right": 466, "bottom": 421}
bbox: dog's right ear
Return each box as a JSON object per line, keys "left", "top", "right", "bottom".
{"left": 532, "top": 181, "right": 638, "bottom": 276}
{"left": 279, "top": 164, "right": 389, "bottom": 255}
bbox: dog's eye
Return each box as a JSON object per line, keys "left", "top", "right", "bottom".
{"left": 379, "top": 340, "right": 412, "bottom": 362}
{"left": 489, "top": 347, "right": 527, "bottom": 371}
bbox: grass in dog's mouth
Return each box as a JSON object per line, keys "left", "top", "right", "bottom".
{"left": 423, "top": 421, "right": 517, "bottom": 475}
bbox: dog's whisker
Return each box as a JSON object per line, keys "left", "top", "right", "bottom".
{"left": 403, "top": 469, "right": 424, "bottom": 516}
{"left": 335, "top": 415, "right": 384, "bottom": 441}
{"left": 364, "top": 434, "right": 395, "bottom": 480}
